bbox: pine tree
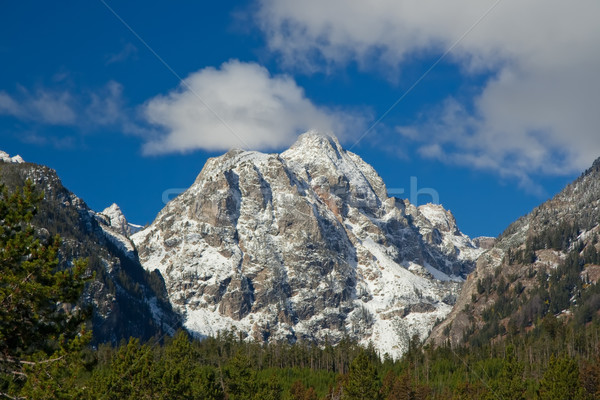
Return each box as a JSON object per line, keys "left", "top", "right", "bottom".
{"left": 88, "top": 337, "right": 158, "bottom": 400}
{"left": 18, "top": 332, "right": 92, "bottom": 400}
{"left": 0, "top": 179, "right": 89, "bottom": 397}
{"left": 488, "top": 346, "right": 526, "bottom": 400}
{"left": 343, "top": 350, "right": 380, "bottom": 400}
{"left": 159, "top": 330, "right": 224, "bottom": 400}
{"left": 539, "top": 354, "right": 585, "bottom": 400}
{"left": 224, "top": 351, "right": 257, "bottom": 400}
{"left": 580, "top": 353, "right": 600, "bottom": 398}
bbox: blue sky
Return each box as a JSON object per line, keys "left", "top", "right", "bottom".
{"left": 1, "top": 1, "right": 598, "bottom": 238}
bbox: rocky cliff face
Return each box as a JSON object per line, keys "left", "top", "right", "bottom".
{"left": 99, "top": 203, "right": 143, "bottom": 237}
{"left": 0, "top": 157, "right": 180, "bottom": 345}
{"left": 428, "top": 157, "right": 600, "bottom": 346}
{"left": 133, "top": 132, "right": 482, "bottom": 357}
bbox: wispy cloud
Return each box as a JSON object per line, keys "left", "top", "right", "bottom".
{"left": 0, "top": 88, "right": 76, "bottom": 125}
{"left": 142, "top": 59, "right": 366, "bottom": 154}
{"left": 29, "top": 91, "right": 77, "bottom": 124}
{"left": 105, "top": 43, "right": 138, "bottom": 65}
{"left": 0, "top": 81, "right": 139, "bottom": 136}
{"left": 0, "top": 92, "right": 23, "bottom": 117}
{"left": 255, "top": 0, "right": 600, "bottom": 177}
{"left": 21, "top": 132, "right": 77, "bottom": 149}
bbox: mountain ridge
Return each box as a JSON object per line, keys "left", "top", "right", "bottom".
{"left": 428, "top": 155, "right": 600, "bottom": 346}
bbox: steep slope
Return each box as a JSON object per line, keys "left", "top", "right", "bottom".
{"left": 0, "top": 155, "right": 180, "bottom": 344}
{"left": 133, "top": 131, "right": 482, "bottom": 357}
{"left": 429, "top": 157, "right": 600, "bottom": 346}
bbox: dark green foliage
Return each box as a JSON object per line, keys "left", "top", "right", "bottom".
{"left": 0, "top": 179, "right": 89, "bottom": 398}
{"left": 528, "top": 221, "right": 581, "bottom": 252}
{"left": 224, "top": 352, "right": 259, "bottom": 399}
{"left": 489, "top": 346, "right": 525, "bottom": 400}
{"left": 539, "top": 355, "right": 585, "bottom": 400}
{"left": 18, "top": 332, "right": 93, "bottom": 400}
{"left": 87, "top": 334, "right": 225, "bottom": 400}
{"left": 343, "top": 350, "right": 380, "bottom": 400}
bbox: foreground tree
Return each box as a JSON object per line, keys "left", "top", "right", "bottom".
{"left": 487, "top": 346, "right": 526, "bottom": 400}
{"left": 343, "top": 350, "right": 380, "bottom": 400}
{"left": 0, "top": 179, "right": 89, "bottom": 398}
{"left": 539, "top": 354, "right": 585, "bottom": 400}
{"left": 224, "top": 351, "right": 282, "bottom": 400}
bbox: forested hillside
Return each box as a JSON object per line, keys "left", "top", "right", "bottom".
{"left": 0, "top": 161, "right": 180, "bottom": 345}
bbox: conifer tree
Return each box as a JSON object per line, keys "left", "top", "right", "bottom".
{"left": 488, "top": 346, "right": 526, "bottom": 400}
{"left": 159, "top": 330, "right": 224, "bottom": 400}
{"left": 539, "top": 354, "right": 585, "bottom": 400}
{"left": 380, "top": 370, "right": 415, "bottom": 400}
{"left": 343, "top": 350, "right": 380, "bottom": 400}
{"left": 224, "top": 351, "right": 256, "bottom": 400}
{"left": 0, "top": 179, "right": 88, "bottom": 397}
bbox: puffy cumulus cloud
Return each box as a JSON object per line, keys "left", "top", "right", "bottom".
{"left": 256, "top": 0, "right": 600, "bottom": 176}
{"left": 142, "top": 60, "right": 363, "bottom": 154}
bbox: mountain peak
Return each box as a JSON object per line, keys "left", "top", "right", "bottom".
{"left": 0, "top": 150, "right": 25, "bottom": 164}
{"left": 288, "top": 130, "right": 343, "bottom": 155}
{"left": 100, "top": 203, "right": 141, "bottom": 236}
{"left": 587, "top": 156, "right": 600, "bottom": 174}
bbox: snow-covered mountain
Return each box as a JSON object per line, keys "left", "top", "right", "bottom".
{"left": 133, "top": 132, "right": 482, "bottom": 357}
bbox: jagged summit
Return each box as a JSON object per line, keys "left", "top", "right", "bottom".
{"left": 133, "top": 130, "right": 482, "bottom": 358}
{"left": 286, "top": 130, "right": 344, "bottom": 154}
{"left": 100, "top": 203, "right": 142, "bottom": 236}
{"left": 0, "top": 150, "right": 24, "bottom": 164}
{"left": 197, "top": 131, "right": 344, "bottom": 177}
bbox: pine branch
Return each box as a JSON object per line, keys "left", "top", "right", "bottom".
{"left": 0, "top": 392, "right": 25, "bottom": 400}
{"left": 0, "top": 355, "right": 64, "bottom": 366}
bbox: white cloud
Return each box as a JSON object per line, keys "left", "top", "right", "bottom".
{"left": 0, "top": 81, "right": 139, "bottom": 134}
{"left": 256, "top": 0, "right": 600, "bottom": 176}
{"left": 142, "top": 60, "right": 363, "bottom": 154}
